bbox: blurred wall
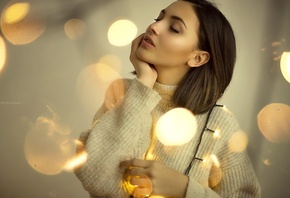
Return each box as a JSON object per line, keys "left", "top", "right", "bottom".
{"left": 0, "top": 0, "right": 289, "bottom": 197}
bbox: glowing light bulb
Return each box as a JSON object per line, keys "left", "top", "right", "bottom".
{"left": 280, "top": 51, "right": 290, "bottom": 83}
{"left": 108, "top": 19, "right": 137, "bottom": 46}
{"left": 213, "top": 129, "right": 220, "bottom": 138}
{"left": 222, "top": 105, "right": 228, "bottom": 111}
{"left": 156, "top": 108, "right": 197, "bottom": 146}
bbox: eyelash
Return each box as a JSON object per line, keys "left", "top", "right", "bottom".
{"left": 153, "top": 18, "right": 180, "bottom": 33}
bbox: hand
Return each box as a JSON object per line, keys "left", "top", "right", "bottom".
{"left": 120, "top": 159, "right": 188, "bottom": 198}
{"left": 130, "top": 34, "right": 157, "bottom": 88}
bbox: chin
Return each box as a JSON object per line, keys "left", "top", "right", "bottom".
{"left": 136, "top": 48, "right": 154, "bottom": 64}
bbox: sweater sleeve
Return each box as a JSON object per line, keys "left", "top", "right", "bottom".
{"left": 185, "top": 109, "right": 261, "bottom": 198}
{"left": 74, "top": 78, "right": 161, "bottom": 197}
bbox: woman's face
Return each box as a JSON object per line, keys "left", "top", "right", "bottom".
{"left": 136, "top": 0, "right": 200, "bottom": 71}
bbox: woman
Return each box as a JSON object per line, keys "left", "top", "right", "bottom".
{"left": 75, "top": 0, "right": 261, "bottom": 197}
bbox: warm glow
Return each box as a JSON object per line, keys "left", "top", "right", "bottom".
{"left": 156, "top": 108, "right": 197, "bottom": 146}
{"left": 94, "top": 63, "right": 121, "bottom": 83}
{"left": 24, "top": 107, "right": 75, "bottom": 175}
{"left": 213, "top": 129, "right": 220, "bottom": 138}
{"left": 75, "top": 62, "right": 121, "bottom": 114}
{"left": 228, "top": 130, "right": 248, "bottom": 152}
{"left": 64, "top": 150, "right": 88, "bottom": 171}
{"left": 98, "top": 54, "right": 122, "bottom": 73}
{"left": 132, "top": 176, "right": 152, "bottom": 198}
{"left": 1, "top": 2, "right": 46, "bottom": 45}
{"left": 211, "top": 155, "right": 220, "bottom": 168}
{"left": 0, "top": 36, "right": 7, "bottom": 73}
{"left": 75, "top": 64, "right": 106, "bottom": 114}
{"left": 263, "top": 159, "right": 272, "bottom": 166}
{"left": 108, "top": 19, "right": 138, "bottom": 46}
{"left": 209, "top": 162, "right": 222, "bottom": 187}
{"left": 258, "top": 103, "right": 290, "bottom": 143}
{"left": 123, "top": 175, "right": 152, "bottom": 198}
{"left": 222, "top": 105, "right": 228, "bottom": 111}
{"left": 280, "top": 51, "right": 290, "bottom": 83}
{"left": 64, "top": 18, "right": 86, "bottom": 40}
{"left": 3, "top": 2, "right": 30, "bottom": 24}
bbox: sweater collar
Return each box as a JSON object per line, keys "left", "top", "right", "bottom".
{"left": 153, "top": 81, "right": 177, "bottom": 101}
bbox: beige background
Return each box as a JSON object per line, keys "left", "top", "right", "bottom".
{"left": 0, "top": 0, "right": 289, "bottom": 197}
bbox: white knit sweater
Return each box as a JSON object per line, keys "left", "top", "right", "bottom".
{"left": 75, "top": 78, "right": 261, "bottom": 198}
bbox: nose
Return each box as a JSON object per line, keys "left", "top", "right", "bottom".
{"left": 147, "top": 22, "right": 160, "bottom": 35}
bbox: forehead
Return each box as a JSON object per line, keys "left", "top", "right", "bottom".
{"left": 165, "top": 1, "right": 199, "bottom": 29}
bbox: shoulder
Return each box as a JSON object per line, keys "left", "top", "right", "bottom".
{"left": 209, "top": 104, "right": 240, "bottom": 140}
{"left": 211, "top": 105, "right": 238, "bottom": 124}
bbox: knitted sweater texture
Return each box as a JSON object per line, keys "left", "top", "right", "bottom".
{"left": 75, "top": 78, "right": 261, "bottom": 198}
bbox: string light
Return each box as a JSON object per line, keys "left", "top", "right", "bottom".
{"left": 195, "top": 157, "right": 204, "bottom": 162}
{"left": 184, "top": 104, "right": 224, "bottom": 175}
{"left": 213, "top": 129, "right": 220, "bottom": 138}
{"left": 205, "top": 128, "right": 220, "bottom": 138}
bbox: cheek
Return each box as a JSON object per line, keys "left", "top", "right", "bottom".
{"left": 161, "top": 39, "right": 193, "bottom": 60}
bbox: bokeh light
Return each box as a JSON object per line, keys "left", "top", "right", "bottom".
{"left": 209, "top": 155, "right": 222, "bottom": 187}
{"left": 132, "top": 176, "right": 152, "bottom": 198}
{"left": 0, "top": 36, "right": 7, "bottom": 73}
{"left": 24, "top": 106, "right": 76, "bottom": 175}
{"left": 64, "top": 141, "right": 87, "bottom": 172}
{"left": 95, "top": 63, "right": 121, "bottom": 83}
{"left": 2, "top": 2, "right": 30, "bottom": 24}
{"left": 75, "top": 59, "right": 121, "bottom": 114}
{"left": 1, "top": 2, "right": 46, "bottom": 45}
{"left": 263, "top": 158, "right": 272, "bottom": 166}
{"left": 280, "top": 51, "right": 290, "bottom": 83}
{"left": 156, "top": 108, "right": 197, "bottom": 146}
{"left": 123, "top": 175, "right": 152, "bottom": 198}
{"left": 257, "top": 103, "right": 290, "bottom": 143}
{"left": 228, "top": 130, "right": 248, "bottom": 153}
{"left": 108, "top": 19, "right": 138, "bottom": 46}
{"left": 211, "top": 154, "right": 220, "bottom": 167}
{"left": 98, "top": 54, "right": 122, "bottom": 73}
{"left": 64, "top": 18, "right": 86, "bottom": 40}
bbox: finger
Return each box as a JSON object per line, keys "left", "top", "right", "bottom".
{"left": 132, "top": 33, "right": 145, "bottom": 44}
{"left": 125, "top": 167, "right": 147, "bottom": 177}
{"left": 131, "top": 34, "right": 145, "bottom": 50}
{"left": 120, "top": 158, "right": 151, "bottom": 168}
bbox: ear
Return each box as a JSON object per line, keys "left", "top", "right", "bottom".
{"left": 187, "top": 50, "right": 210, "bottom": 67}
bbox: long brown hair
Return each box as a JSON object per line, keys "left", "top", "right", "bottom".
{"left": 173, "top": 0, "right": 237, "bottom": 114}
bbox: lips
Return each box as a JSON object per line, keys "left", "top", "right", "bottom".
{"left": 143, "top": 35, "right": 155, "bottom": 47}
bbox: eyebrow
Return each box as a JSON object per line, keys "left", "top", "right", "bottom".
{"left": 161, "top": 9, "right": 187, "bottom": 29}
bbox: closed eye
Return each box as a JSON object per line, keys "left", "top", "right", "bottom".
{"left": 170, "top": 27, "right": 180, "bottom": 33}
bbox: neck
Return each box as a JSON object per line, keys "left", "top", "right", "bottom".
{"left": 156, "top": 65, "right": 190, "bottom": 85}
